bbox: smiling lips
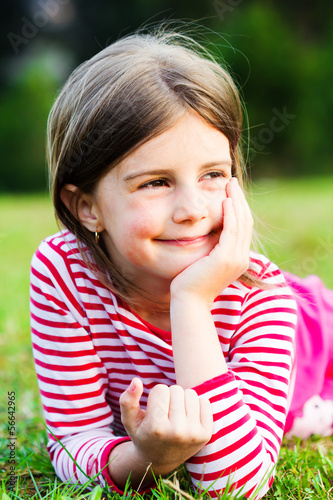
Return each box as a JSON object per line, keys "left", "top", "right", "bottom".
{"left": 155, "top": 232, "right": 214, "bottom": 246}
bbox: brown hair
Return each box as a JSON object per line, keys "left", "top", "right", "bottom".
{"left": 47, "top": 26, "right": 261, "bottom": 303}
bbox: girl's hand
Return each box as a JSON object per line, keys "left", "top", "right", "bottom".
{"left": 119, "top": 378, "right": 213, "bottom": 475}
{"left": 170, "top": 177, "right": 253, "bottom": 307}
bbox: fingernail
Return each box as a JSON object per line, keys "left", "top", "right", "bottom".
{"left": 129, "top": 379, "right": 136, "bottom": 391}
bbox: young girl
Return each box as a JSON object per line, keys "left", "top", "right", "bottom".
{"left": 30, "top": 28, "right": 333, "bottom": 499}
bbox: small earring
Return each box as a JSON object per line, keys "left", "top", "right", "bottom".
{"left": 95, "top": 231, "right": 100, "bottom": 244}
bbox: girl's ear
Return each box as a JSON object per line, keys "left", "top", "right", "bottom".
{"left": 60, "top": 184, "right": 104, "bottom": 232}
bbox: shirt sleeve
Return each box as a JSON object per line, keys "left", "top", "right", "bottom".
{"left": 30, "top": 242, "right": 130, "bottom": 492}
{"left": 187, "top": 261, "right": 297, "bottom": 499}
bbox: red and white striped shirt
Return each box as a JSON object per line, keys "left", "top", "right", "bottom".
{"left": 30, "top": 230, "right": 297, "bottom": 498}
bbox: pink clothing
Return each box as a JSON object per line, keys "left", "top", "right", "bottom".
{"left": 282, "top": 271, "right": 333, "bottom": 435}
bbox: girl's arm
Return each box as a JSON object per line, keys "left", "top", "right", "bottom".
{"left": 168, "top": 179, "right": 297, "bottom": 498}
{"left": 171, "top": 178, "right": 253, "bottom": 389}
{"left": 184, "top": 276, "right": 296, "bottom": 498}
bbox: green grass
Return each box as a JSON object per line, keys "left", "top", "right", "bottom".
{"left": 248, "top": 176, "right": 333, "bottom": 287}
{"left": 1, "top": 178, "right": 333, "bottom": 499}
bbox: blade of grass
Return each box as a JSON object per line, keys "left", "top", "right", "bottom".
{"left": 45, "top": 426, "right": 90, "bottom": 482}
{"left": 87, "top": 485, "right": 103, "bottom": 500}
{"left": 26, "top": 464, "right": 42, "bottom": 500}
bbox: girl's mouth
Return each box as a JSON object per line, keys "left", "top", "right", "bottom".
{"left": 155, "top": 232, "right": 216, "bottom": 247}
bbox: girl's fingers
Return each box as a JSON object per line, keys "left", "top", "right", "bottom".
{"left": 227, "top": 179, "right": 251, "bottom": 228}
{"left": 184, "top": 388, "right": 201, "bottom": 420}
{"left": 218, "top": 197, "right": 239, "bottom": 254}
{"left": 168, "top": 385, "right": 186, "bottom": 422}
{"left": 145, "top": 384, "right": 170, "bottom": 426}
{"left": 119, "top": 378, "right": 143, "bottom": 409}
{"left": 119, "top": 377, "right": 144, "bottom": 430}
{"left": 169, "top": 387, "right": 212, "bottom": 442}
{"left": 220, "top": 197, "right": 237, "bottom": 237}
{"left": 225, "top": 178, "right": 253, "bottom": 249}
{"left": 214, "top": 179, "right": 252, "bottom": 278}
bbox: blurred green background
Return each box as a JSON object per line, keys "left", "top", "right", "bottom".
{"left": 1, "top": 0, "right": 333, "bottom": 191}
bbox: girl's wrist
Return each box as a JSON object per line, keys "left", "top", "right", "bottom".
{"left": 170, "top": 290, "right": 215, "bottom": 312}
{"left": 130, "top": 442, "right": 181, "bottom": 477}
{"left": 108, "top": 440, "right": 178, "bottom": 489}
{"left": 108, "top": 441, "right": 154, "bottom": 489}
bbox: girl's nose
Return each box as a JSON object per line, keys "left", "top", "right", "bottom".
{"left": 172, "top": 188, "right": 209, "bottom": 224}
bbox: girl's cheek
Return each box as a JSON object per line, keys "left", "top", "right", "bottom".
{"left": 128, "top": 209, "right": 161, "bottom": 236}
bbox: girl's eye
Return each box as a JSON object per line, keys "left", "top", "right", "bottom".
{"left": 138, "top": 178, "right": 169, "bottom": 189}
{"left": 201, "top": 171, "right": 227, "bottom": 180}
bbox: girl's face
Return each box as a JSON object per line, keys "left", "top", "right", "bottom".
{"left": 94, "top": 112, "right": 232, "bottom": 293}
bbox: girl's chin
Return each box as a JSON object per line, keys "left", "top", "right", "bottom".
{"left": 163, "top": 254, "right": 211, "bottom": 279}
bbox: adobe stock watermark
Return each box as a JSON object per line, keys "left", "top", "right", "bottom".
{"left": 7, "top": 0, "right": 70, "bottom": 54}
{"left": 249, "top": 107, "right": 296, "bottom": 162}
{"left": 291, "top": 235, "right": 333, "bottom": 277}
{"left": 213, "top": 0, "right": 244, "bottom": 21}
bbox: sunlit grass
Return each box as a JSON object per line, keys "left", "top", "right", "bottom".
{"left": 0, "top": 193, "right": 57, "bottom": 417}
{"left": 249, "top": 176, "right": 333, "bottom": 287}
{"left": 1, "top": 178, "right": 333, "bottom": 498}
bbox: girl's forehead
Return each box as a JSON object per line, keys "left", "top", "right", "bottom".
{"left": 117, "top": 113, "right": 230, "bottom": 172}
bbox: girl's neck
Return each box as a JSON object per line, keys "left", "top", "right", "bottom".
{"left": 127, "top": 292, "right": 172, "bottom": 332}
{"left": 136, "top": 307, "right": 171, "bottom": 332}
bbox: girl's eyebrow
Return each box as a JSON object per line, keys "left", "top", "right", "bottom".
{"left": 123, "top": 160, "right": 232, "bottom": 182}
{"left": 124, "top": 169, "right": 170, "bottom": 182}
